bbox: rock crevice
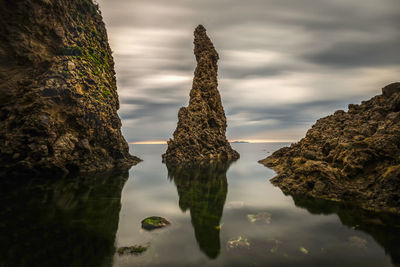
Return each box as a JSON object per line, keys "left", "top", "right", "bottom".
{"left": 162, "top": 25, "right": 239, "bottom": 166}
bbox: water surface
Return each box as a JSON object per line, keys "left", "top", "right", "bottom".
{"left": 1, "top": 143, "right": 399, "bottom": 267}
{"left": 113, "top": 143, "right": 400, "bottom": 266}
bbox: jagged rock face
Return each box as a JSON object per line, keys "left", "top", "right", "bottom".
{"left": 259, "top": 82, "right": 400, "bottom": 214}
{"left": 0, "top": 0, "right": 140, "bottom": 177}
{"left": 162, "top": 25, "right": 239, "bottom": 166}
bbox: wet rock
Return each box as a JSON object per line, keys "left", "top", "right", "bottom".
{"left": 0, "top": 0, "right": 140, "bottom": 178}
{"left": 162, "top": 25, "right": 239, "bottom": 166}
{"left": 259, "top": 82, "right": 400, "bottom": 214}
{"left": 226, "top": 236, "right": 250, "bottom": 250}
{"left": 141, "top": 216, "right": 170, "bottom": 230}
{"left": 247, "top": 212, "right": 272, "bottom": 224}
{"left": 117, "top": 245, "right": 148, "bottom": 256}
{"left": 299, "top": 247, "right": 309, "bottom": 254}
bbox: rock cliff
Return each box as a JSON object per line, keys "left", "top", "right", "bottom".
{"left": 0, "top": 0, "right": 140, "bottom": 177}
{"left": 162, "top": 25, "right": 239, "bottom": 166}
{"left": 259, "top": 82, "right": 400, "bottom": 214}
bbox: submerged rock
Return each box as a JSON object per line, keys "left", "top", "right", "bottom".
{"left": 259, "top": 82, "right": 400, "bottom": 214}
{"left": 0, "top": 0, "right": 140, "bottom": 177}
{"left": 141, "top": 216, "right": 170, "bottom": 230}
{"left": 247, "top": 212, "right": 272, "bottom": 224}
{"left": 299, "top": 247, "right": 309, "bottom": 255}
{"left": 117, "top": 245, "right": 148, "bottom": 256}
{"left": 162, "top": 25, "right": 239, "bottom": 166}
{"left": 226, "top": 236, "right": 251, "bottom": 250}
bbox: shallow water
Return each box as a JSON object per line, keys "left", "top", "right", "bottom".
{"left": 113, "top": 143, "right": 400, "bottom": 267}
{"left": 1, "top": 143, "right": 399, "bottom": 267}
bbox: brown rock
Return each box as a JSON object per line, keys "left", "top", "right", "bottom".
{"left": 162, "top": 25, "right": 239, "bottom": 166}
{"left": 0, "top": 0, "right": 140, "bottom": 177}
{"left": 259, "top": 82, "right": 400, "bottom": 214}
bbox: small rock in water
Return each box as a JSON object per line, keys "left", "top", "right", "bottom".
{"left": 227, "top": 236, "right": 250, "bottom": 250}
{"left": 299, "top": 247, "right": 309, "bottom": 254}
{"left": 348, "top": 236, "right": 367, "bottom": 249}
{"left": 141, "top": 216, "right": 170, "bottom": 230}
{"left": 247, "top": 212, "right": 272, "bottom": 224}
{"left": 117, "top": 245, "right": 148, "bottom": 256}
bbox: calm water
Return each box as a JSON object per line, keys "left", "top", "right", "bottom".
{"left": 1, "top": 143, "right": 399, "bottom": 267}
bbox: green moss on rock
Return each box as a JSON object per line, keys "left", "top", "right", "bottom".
{"left": 141, "top": 216, "right": 170, "bottom": 230}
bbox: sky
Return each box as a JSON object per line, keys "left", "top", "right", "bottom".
{"left": 96, "top": 0, "right": 400, "bottom": 143}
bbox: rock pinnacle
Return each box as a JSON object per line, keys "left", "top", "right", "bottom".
{"left": 162, "top": 25, "right": 239, "bottom": 165}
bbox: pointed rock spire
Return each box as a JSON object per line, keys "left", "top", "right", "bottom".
{"left": 162, "top": 25, "right": 239, "bottom": 165}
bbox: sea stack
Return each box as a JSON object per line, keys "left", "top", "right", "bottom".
{"left": 259, "top": 82, "right": 400, "bottom": 214}
{"left": 0, "top": 0, "right": 140, "bottom": 177}
{"left": 162, "top": 25, "right": 239, "bottom": 166}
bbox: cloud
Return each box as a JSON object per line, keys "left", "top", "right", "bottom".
{"left": 304, "top": 38, "right": 400, "bottom": 68}
{"left": 97, "top": 0, "right": 400, "bottom": 142}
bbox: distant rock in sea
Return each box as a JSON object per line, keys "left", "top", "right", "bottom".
{"left": 259, "top": 82, "right": 400, "bottom": 214}
{"left": 162, "top": 25, "right": 239, "bottom": 166}
{"left": 0, "top": 0, "right": 140, "bottom": 177}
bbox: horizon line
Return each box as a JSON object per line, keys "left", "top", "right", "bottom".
{"left": 129, "top": 139, "right": 295, "bottom": 145}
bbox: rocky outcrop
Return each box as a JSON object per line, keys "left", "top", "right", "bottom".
{"left": 0, "top": 0, "right": 140, "bottom": 177}
{"left": 259, "top": 82, "right": 400, "bottom": 214}
{"left": 162, "top": 25, "right": 239, "bottom": 166}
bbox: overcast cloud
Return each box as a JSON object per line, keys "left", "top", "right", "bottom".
{"left": 97, "top": 0, "right": 400, "bottom": 142}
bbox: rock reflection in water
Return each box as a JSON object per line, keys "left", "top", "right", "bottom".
{"left": 0, "top": 169, "right": 130, "bottom": 267}
{"left": 167, "top": 162, "right": 232, "bottom": 259}
{"left": 292, "top": 195, "right": 400, "bottom": 266}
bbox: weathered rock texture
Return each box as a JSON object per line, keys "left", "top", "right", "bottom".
{"left": 259, "top": 82, "right": 400, "bottom": 214}
{"left": 0, "top": 0, "right": 140, "bottom": 177}
{"left": 162, "top": 25, "right": 239, "bottom": 165}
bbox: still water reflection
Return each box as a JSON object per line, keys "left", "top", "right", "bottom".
{"left": 1, "top": 144, "right": 399, "bottom": 267}
{"left": 167, "top": 163, "right": 231, "bottom": 259}
{"left": 0, "top": 169, "right": 129, "bottom": 267}
{"left": 114, "top": 144, "right": 400, "bottom": 267}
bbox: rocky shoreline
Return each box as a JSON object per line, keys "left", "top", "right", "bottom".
{"left": 259, "top": 82, "right": 400, "bottom": 214}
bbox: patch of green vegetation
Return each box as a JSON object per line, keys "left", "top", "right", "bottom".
{"left": 141, "top": 216, "right": 170, "bottom": 230}
{"left": 101, "top": 89, "right": 111, "bottom": 98}
{"left": 59, "top": 46, "right": 83, "bottom": 56}
{"left": 90, "top": 27, "right": 98, "bottom": 36}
